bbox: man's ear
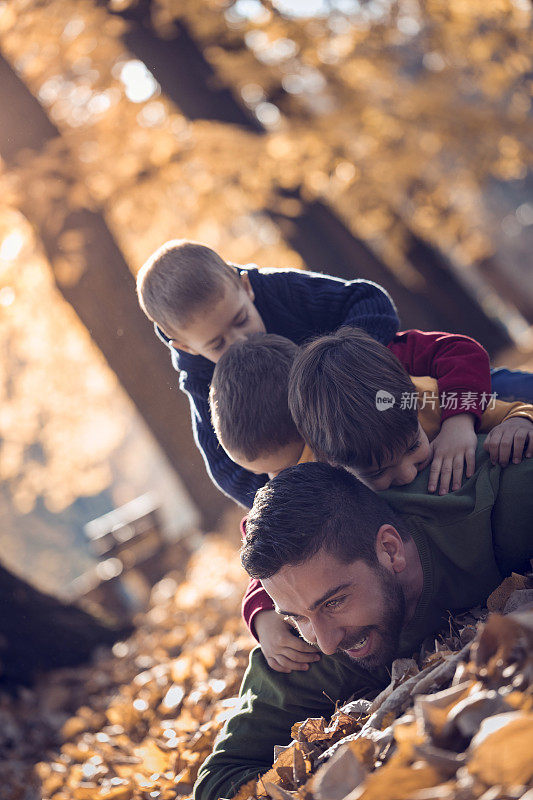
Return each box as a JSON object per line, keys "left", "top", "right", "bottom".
{"left": 240, "top": 272, "right": 255, "bottom": 302}
{"left": 375, "top": 524, "right": 406, "bottom": 574}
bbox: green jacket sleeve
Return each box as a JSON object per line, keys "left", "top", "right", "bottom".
{"left": 193, "top": 647, "right": 384, "bottom": 800}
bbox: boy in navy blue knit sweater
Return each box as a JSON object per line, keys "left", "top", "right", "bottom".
{"left": 137, "top": 239, "right": 533, "bottom": 508}
{"left": 136, "top": 240, "right": 399, "bottom": 507}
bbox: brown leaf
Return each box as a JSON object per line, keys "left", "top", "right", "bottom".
{"left": 354, "top": 757, "right": 440, "bottom": 800}
{"left": 309, "top": 745, "right": 367, "bottom": 800}
{"left": 262, "top": 781, "right": 294, "bottom": 800}
{"left": 292, "top": 745, "right": 307, "bottom": 785}
{"left": 294, "top": 716, "right": 328, "bottom": 742}
{"left": 468, "top": 712, "right": 533, "bottom": 786}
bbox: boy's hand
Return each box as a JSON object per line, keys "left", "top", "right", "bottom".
{"left": 428, "top": 414, "right": 477, "bottom": 495}
{"left": 483, "top": 418, "right": 533, "bottom": 466}
{"left": 254, "top": 610, "right": 320, "bottom": 673}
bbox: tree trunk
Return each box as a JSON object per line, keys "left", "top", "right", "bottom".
{"left": 0, "top": 51, "right": 230, "bottom": 531}
{"left": 98, "top": 10, "right": 512, "bottom": 355}
{"left": 268, "top": 191, "right": 511, "bottom": 355}
{"left": 103, "top": 0, "right": 263, "bottom": 130}
{"left": 0, "top": 562, "right": 130, "bottom": 687}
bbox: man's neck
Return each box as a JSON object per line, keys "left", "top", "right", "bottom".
{"left": 399, "top": 536, "right": 424, "bottom": 621}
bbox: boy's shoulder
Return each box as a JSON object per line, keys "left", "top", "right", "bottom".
{"left": 245, "top": 264, "right": 347, "bottom": 300}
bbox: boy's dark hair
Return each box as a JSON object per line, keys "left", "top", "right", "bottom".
{"left": 288, "top": 327, "right": 418, "bottom": 470}
{"left": 241, "top": 462, "right": 409, "bottom": 579}
{"left": 136, "top": 239, "right": 240, "bottom": 336}
{"left": 210, "top": 334, "right": 301, "bottom": 462}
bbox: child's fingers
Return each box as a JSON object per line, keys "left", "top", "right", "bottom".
{"left": 525, "top": 432, "right": 533, "bottom": 458}
{"left": 510, "top": 428, "right": 530, "bottom": 464}
{"left": 465, "top": 446, "right": 476, "bottom": 478}
{"left": 497, "top": 432, "right": 514, "bottom": 466}
{"left": 283, "top": 647, "right": 320, "bottom": 663}
{"left": 267, "top": 653, "right": 310, "bottom": 672}
{"left": 486, "top": 428, "right": 503, "bottom": 464}
{"left": 437, "top": 459, "right": 454, "bottom": 495}
{"left": 266, "top": 656, "right": 293, "bottom": 673}
{"left": 282, "top": 638, "right": 320, "bottom": 655}
{"left": 427, "top": 455, "right": 443, "bottom": 493}
{"left": 451, "top": 454, "right": 465, "bottom": 491}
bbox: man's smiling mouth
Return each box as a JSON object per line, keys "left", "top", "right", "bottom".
{"left": 343, "top": 630, "right": 373, "bottom": 658}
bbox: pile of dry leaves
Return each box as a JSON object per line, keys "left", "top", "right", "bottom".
{"left": 1, "top": 534, "right": 532, "bottom": 800}
{"left": 0, "top": 531, "right": 254, "bottom": 800}
{"left": 236, "top": 574, "right": 533, "bottom": 800}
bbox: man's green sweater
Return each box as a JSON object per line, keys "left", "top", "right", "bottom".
{"left": 194, "top": 442, "right": 533, "bottom": 800}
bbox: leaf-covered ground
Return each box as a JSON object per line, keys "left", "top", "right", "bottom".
{"left": 237, "top": 576, "right": 533, "bottom": 800}
{"left": 1, "top": 530, "right": 253, "bottom": 800}
{"left": 1, "top": 532, "right": 531, "bottom": 800}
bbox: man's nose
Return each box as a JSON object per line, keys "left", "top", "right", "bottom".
{"left": 309, "top": 619, "right": 343, "bottom": 656}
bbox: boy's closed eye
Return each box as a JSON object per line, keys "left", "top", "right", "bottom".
{"left": 209, "top": 312, "right": 249, "bottom": 352}
{"left": 235, "top": 311, "right": 249, "bottom": 326}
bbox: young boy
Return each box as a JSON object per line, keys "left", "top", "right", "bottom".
{"left": 209, "top": 329, "right": 533, "bottom": 672}
{"left": 137, "top": 239, "right": 531, "bottom": 506}
{"left": 136, "top": 239, "right": 400, "bottom": 508}
{"left": 289, "top": 326, "right": 533, "bottom": 491}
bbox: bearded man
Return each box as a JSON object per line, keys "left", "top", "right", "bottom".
{"left": 194, "top": 443, "right": 533, "bottom": 800}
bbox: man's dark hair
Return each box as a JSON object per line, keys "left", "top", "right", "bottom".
{"left": 210, "top": 333, "right": 301, "bottom": 461}
{"left": 288, "top": 327, "right": 418, "bottom": 469}
{"left": 241, "top": 462, "right": 409, "bottom": 580}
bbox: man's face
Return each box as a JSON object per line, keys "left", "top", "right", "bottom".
{"left": 166, "top": 274, "right": 266, "bottom": 363}
{"left": 348, "top": 424, "right": 432, "bottom": 491}
{"left": 227, "top": 439, "right": 305, "bottom": 479}
{"left": 262, "top": 547, "right": 406, "bottom": 670}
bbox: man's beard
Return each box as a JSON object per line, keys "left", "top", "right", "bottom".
{"left": 338, "top": 564, "right": 406, "bottom": 671}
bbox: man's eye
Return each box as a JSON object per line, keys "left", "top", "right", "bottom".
{"left": 324, "top": 596, "right": 346, "bottom": 611}
{"left": 212, "top": 340, "right": 225, "bottom": 352}
{"left": 235, "top": 313, "right": 248, "bottom": 327}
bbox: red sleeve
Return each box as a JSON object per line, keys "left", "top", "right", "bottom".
{"left": 387, "top": 329, "right": 491, "bottom": 424}
{"left": 242, "top": 578, "right": 275, "bottom": 641}
{"left": 240, "top": 515, "right": 274, "bottom": 640}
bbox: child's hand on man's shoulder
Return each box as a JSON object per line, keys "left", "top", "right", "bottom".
{"left": 483, "top": 418, "right": 533, "bottom": 466}
{"left": 254, "top": 610, "right": 321, "bottom": 674}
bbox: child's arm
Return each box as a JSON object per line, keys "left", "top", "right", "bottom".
{"left": 242, "top": 578, "right": 320, "bottom": 673}
{"left": 181, "top": 370, "right": 265, "bottom": 507}
{"left": 481, "top": 401, "right": 533, "bottom": 465}
{"left": 154, "top": 323, "right": 265, "bottom": 506}
{"left": 389, "top": 330, "right": 491, "bottom": 494}
{"left": 388, "top": 329, "right": 491, "bottom": 422}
